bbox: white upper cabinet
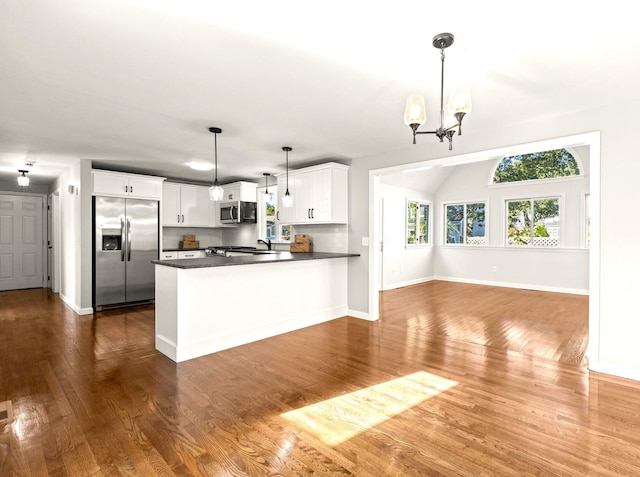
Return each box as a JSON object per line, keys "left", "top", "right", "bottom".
{"left": 92, "top": 170, "right": 164, "bottom": 200}
{"left": 162, "top": 182, "right": 214, "bottom": 227}
{"left": 220, "top": 181, "right": 257, "bottom": 202}
{"left": 278, "top": 162, "right": 348, "bottom": 225}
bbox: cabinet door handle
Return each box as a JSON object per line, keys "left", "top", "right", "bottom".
{"left": 311, "top": 208, "right": 314, "bottom": 219}
{"left": 130, "top": 185, "right": 133, "bottom": 194}
{"left": 308, "top": 208, "right": 311, "bottom": 219}
{"left": 276, "top": 211, "right": 279, "bottom": 221}
{"left": 177, "top": 214, "right": 180, "bottom": 223}
{"left": 125, "top": 185, "right": 129, "bottom": 193}
{"left": 182, "top": 214, "right": 184, "bottom": 223}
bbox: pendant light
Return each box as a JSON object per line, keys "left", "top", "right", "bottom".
{"left": 208, "top": 127, "right": 224, "bottom": 201}
{"left": 404, "top": 32, "right": 472, "bottom": 150}
{"left": 17, "top": 170, "right": 30, "bottom": 187}
{"left": 282, "top": 147, "right": 293, "bottom": 208}
{"left": 263, "top": 173, "right": 270, "bottom": 195}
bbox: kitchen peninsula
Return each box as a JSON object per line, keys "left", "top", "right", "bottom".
{"left": 153, "top": 251, "right": 358, "bottom": 362}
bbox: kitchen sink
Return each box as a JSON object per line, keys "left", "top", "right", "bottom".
{"left": 223, "top": 249, "right": 281, "bottom": 257}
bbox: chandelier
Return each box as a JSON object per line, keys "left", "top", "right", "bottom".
{"left": 404, "top": 33, "right": 472, "bottom": 150}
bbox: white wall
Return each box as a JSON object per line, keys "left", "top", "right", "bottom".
{"left": 0, "top": 181, "right": 49, "bottom": 195}
{"left": 380, "top": 184, "right": 433, "bottom": 289}
{"left": 48, "top": 158, "right": 92, "bottom": 314}
{"left": 49, "top": 161, "right": 80, "bottom": 311}
{"left": 432, "top": 152, "right": 589, "bottom": 294}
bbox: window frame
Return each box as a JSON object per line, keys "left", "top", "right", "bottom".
{"left": 257, "top": 185, "right": 289, "bottom": 243}
{"left": 503, "top": 194, "right": 563, "bottom": 248}
{"left": 405, "top": 198, "right": 432, "bottom": 247}
{"left": 442, "top": 200, "right": 488, "bottom": 246}
{"left": 491, "top": 148, "right": 582, "bottom": 185}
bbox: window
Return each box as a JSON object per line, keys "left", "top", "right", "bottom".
{"left": 406, "top": 199, "right": 430, "bottom": 246}
{"left": 445, "top": 202, "right": 486, "bottom": 245}
{"left": 257, "top": 186, "right": 277, "bottom": 241}
{"left": 258, "top": 185, "right": 291, "bottom": 242}
{"left": 493, "top": 148, "right": 580, "bottom": 184}
{"left": 506, "top": 197, "right": 559, "bottom": 246}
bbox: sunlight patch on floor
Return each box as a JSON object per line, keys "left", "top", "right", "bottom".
{"left": 281, "top": 371, "right": 457, "bottom": 446}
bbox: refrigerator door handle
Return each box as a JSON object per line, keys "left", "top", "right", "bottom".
{"left": 127, "top": 218, "right": 132, "bottom": 262}
{"left": 120, "top": 218, "right": 125, "bottom": 262}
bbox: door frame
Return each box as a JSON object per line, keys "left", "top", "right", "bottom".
{"left": 48, "top": 190, "right": 61, "bottom": 293}
{"left": 368, "top": 132, "right": 600, "bottom": 367}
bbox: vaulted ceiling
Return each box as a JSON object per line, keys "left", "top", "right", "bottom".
{"left": 1, "top": 1, "right": 638, "bottom": 186}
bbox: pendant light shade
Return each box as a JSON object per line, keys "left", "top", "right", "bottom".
{"left": 403, "top": 94, "right": 426, "bottom": 127}
{"left": 282, "top": 147, "right": 293, "bottom": 208}
{"left": 208, "top": 127, "right": 224, "bottom": 201}
{"left": 17, "top": 170, "right": 29, "bottom": 187}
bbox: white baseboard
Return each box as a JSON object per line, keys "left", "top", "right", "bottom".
{"left": 382, "top": 276, "right": 434, "bottom": 291}
{"left": 588, "top": 359, "right": 640, "bottom": 383}
{"left": 433, "top": 276, "right": 588, "bottom": 295}
{"left": 348, "top": 309, "right": 372, "bottom": 320}
{"left": 59, "top": 293, "right": 94, "bottom": 315}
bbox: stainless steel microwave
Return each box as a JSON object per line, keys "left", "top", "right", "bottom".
{"left": 219, "top": 201, "right": 257, "bottom": 224}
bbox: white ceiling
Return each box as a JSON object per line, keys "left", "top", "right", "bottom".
{"left": 1, "top": 1, "right": 639, "bottom": 187}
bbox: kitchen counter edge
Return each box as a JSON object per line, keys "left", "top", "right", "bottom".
{"left": 152, "top": 252, "right": 360, "bottom": 269}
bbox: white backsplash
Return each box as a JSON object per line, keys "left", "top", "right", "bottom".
{"left": 290, "top": 224, "right": 348, "bottom": 253}
{"left": 220, "top": 224, "right": 258, "bottom": 248}
{"left": 162, "top": 227, "right": 222, "bottom": 249}
{"left": 162, "top": 223, "right": 347, "bottom": 253}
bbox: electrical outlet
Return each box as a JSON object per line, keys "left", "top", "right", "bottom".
{"left": 492, "top": 265, "right": 497, "bottom": 272}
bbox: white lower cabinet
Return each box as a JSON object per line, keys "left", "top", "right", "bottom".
{"left": 162, "top": 182, "right": 214, "bottom": 227}
{"left": 178, "top": 250, "right": 206, "bottom": 259}
{"left": 160, "top": 250, "right": 206, "bottom": 260}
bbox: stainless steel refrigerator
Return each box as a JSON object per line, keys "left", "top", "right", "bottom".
{"left": 93, "top": 196, "right": 159, "bottom": 308}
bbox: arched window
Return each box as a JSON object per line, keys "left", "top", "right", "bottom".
{"left": 492, "top": 148, "right": 580, "bottom": 184}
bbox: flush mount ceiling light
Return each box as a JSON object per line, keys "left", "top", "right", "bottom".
{"left": 17, "top": 169, "right": 29, "bottom": 187}
{"left": 404, "top": 32, "right": 472, "bottom": 150}
{"left": 208, "top": 127, "right": 224, "bottom": 201}
{"left": 282, "top": 147, "right": 293, "bottom": 208}
{"left": 187, "top": 161, "right": 214, "bottom": 171}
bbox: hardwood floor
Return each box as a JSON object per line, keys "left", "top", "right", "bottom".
{"left": 1, "top": 282, "right": 639, "bottom": 476}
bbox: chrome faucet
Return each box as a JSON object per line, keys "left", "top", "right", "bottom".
{"left": 257, "top": 239, "right": 272, "bottom": 251}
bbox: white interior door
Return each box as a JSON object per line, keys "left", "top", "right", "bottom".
{"left": 0, "top": 194, "right": 44, "bottom": 291}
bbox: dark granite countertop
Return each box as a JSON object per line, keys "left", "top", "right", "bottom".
{"left": 153, "top": 251, "right": 360, "bottom": 269}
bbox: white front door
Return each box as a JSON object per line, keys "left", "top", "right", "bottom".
{"left": 0, "top": 194, "right": 44, "bottom": 291}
